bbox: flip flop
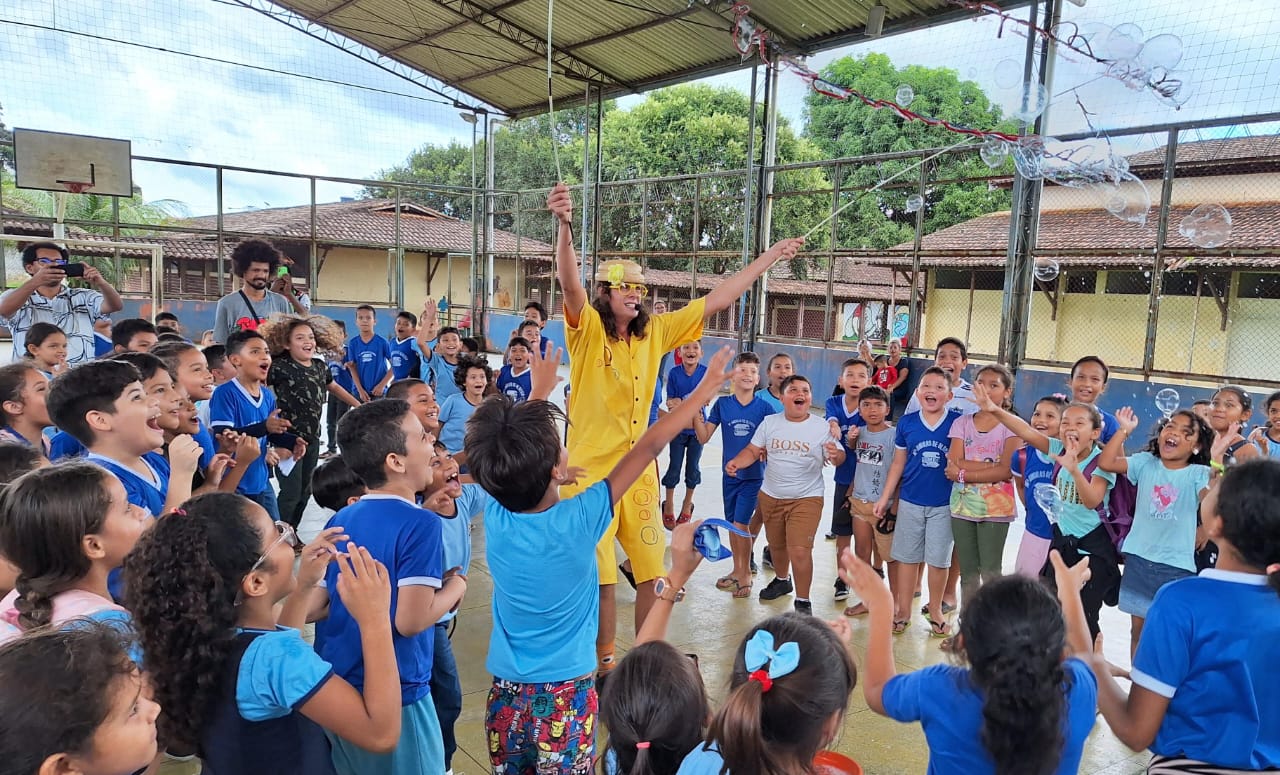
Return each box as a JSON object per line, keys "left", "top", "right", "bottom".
{"left": 928, "top": 619, "right": 952, "bottom": 638}
{"left": 921, "top": 602, "right": 956, "bottom": 617}
{"left": 715, "top": 575, "right": 738, "bottom": 591}
{"left": 732, "top": 581, "right": 752, "bottom": 599}
{"left": 892, "top": 619, "right": 911, "bottom": 635}
{"left": 618, "top": 563, "right": 637, "bottom": 590}
{"left": 676, "top": 503, "right": 694, "bottom": 525}
{"left": 842, "top": 602, "right": 870, "bottom": 617}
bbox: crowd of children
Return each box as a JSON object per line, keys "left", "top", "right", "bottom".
{"left": 0, "top": 235, "right": 1277, "bottom": 775}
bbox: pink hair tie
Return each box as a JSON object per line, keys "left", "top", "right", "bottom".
{"left": 171, "top": 508, "right": 187, "bottom": 516}
{"left": 635, "top": 742, "right": 651, "bottom": 750}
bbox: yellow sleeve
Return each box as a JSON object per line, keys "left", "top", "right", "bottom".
{"left": 656, "top": 297, "right": 707, "bottom": 352}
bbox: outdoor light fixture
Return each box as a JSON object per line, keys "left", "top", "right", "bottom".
{"left": 460, "top": 112, "right": 479, "bottom": 125}
{"left": 866, "top": 4, "right": 886, "bottom": 37}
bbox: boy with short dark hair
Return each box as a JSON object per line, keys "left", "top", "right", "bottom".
{"left": 467, "top": 346, "right": 733, "bottom": 773}
{"left": 109, "top": 318, "right": 158, "bottom": 354}
{"left": 208, "top": 330, "right": 291, "bottom": 520}
{"left": 497, "top": 337, "right": 533, "bottom": 402}
{"left": 905, "top": 337, "right": 975, "bottom": 416}
{"left": 661, "top": 339, "right": 708, "bottom": 528}
{"left": 346, "top": 305, "right": 393, "bottom": 401}
{"left": 310, "top": 454, "right": 366, "bottom": 514}
{"left": 520, "top": 302, "right": 552, "bottom": 353}
{"left": 391, "top": 310, "right": 422, "bottom": 381}
{"left": 825, "top": 358, "right": 872, "bottom": 599}
{"left": 415, "top": 304, "right": 465, "bottom": 404}
{"left": 843, "top": 385, "right": 899, "bottom": 618}
{"left": 154, "top": 311, "right": 182, "bottom": 336}
{"left": 316, "top": 399, "right": 467, "bottom": 775}
{"left": 325, "top": 319, "right": 356, "bottom": 456}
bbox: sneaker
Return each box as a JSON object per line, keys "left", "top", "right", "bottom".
{"left": 762, "top": 546, "right": 774, "bottom": 570}
{"left": 833, "top": 578, "right": 849, "bottom": 601}
{"left": 794, "top": 599, "right": 813, "bottom": 615}
{"left": 750, "top": 556, "right": 759, "bottom": 575}
{"left": 824, "top": 532, "right": 837, "bottom": 541}
{"left": 759, "top": 576, "right": 794, "bottom": 601}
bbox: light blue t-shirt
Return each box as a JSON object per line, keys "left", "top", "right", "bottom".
{"left": 707, "top": 394, "right": 776, "bottom": 480}
{"left": 882, "top": 659, "right": 1098, "bottom": 775}
{"left": 675, "top": 743, "right": 727, "bottom": 775}
{"left": 437, "top": 393, "right": 479, "bottom": 454}
{"left": 824, "top": 394, "right": 867, "bottom": 485}
{"left": 1133, "top": 570, "right": 1280, "bottom": 769}
{"left": 894, "top": 410, "right": 958, "bottom": 507}
{"left": 484, "top": 480, "right": 614, "bottom": 683}
{"left": 436, "top": 484, "right": 486, "bottom": 625}
{"left": 235, "top": 627, "right": 334, "bottom": 721}
{"left": 1122, "top": 452, "right": 1211, "bottom": 572}
{"left": 422, "top": 353, "right": 460, "bottom": 403}
{"left": 755, "top": 388, "right": 783, "bottom": 413}
{"left": 1046, "top": 438, "right": 1116, "bottom": 541}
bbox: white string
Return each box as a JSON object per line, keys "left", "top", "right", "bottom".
{"left": 547, "top": 0, "right": 562, "bottom": 182}
{"left": 801, "top": 137, "right": 979, "bottom": 240}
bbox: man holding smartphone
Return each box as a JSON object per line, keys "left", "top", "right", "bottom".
{"left": 0, "top": 241, "right": 123, "bottom": 364}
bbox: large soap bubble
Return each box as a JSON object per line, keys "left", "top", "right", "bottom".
{"left": 1178, "top": 204, "right": 1232, "bottom": 248}
{"left": 993, "top": 58, "right": 1024, "bottom": 90}
{"left": 1033, "top": 258, "right": 1060, "bottom": 282}
{"left": 1137, "top": 33, "right": 1184, "bottom": 71}
{"left": 1104, "top": 23, "right": 1145, "bottom": 61}
{"left": 1033, "top": 483, "right": 1064, "bottom": 524}
{"left": 905, "top": 194, "right": 925, "bottom": 213}
{"left": 1095, "top": 172, "right": 1151, "bottom": 226}
{"left": 896, "top": 84, "right": 915, "bottom": 107}
{"left": 1155, "top": 388, "right": 1180, "bottom": 418}
{"left": 980, "top": 137, "right": 1010, "bottom": 169}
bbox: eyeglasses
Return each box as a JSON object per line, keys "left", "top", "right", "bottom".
{"left": 247, "top": 520, "right": 299, "bottom": 577}
{"left": 613, "top": 282, "right": 648, "bottom": 296}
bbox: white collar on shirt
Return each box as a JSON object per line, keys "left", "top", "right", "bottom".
{"left": 360, "top": 492, "right": 419, "bottom": 507}
{"left": 231, "top": 378, "right": 266, "bottom": 407}
{"left": 1199, "top": 568, "right": 1269, "bottom": 586}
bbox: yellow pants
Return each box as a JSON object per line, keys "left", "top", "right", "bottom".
{"left": 563, "top": 462, "right": 666, "bottom": 585}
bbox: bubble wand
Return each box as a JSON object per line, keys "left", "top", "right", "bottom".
{"left": 547, "top": 0, "right": 563, "bottom": 182}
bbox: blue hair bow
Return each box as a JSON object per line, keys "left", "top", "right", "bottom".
{"left": 744, "top": 630, "right": 801, "bottom": 679}
{"left": 693, "top": 519, "right": 754, "bottom": 561}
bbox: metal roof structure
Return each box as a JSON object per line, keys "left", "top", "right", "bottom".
{"left": 256, "top": 0, "right": 1028, "bottom": 117}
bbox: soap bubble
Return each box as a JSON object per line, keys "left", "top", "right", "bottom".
{"left": 905, "top": 194, "right": 925, "bottom": 213}
{"left": 1104, "top": 23, "right": 1145, "bottom": 61}
{"left": 895, "top": 84, "right": 915, "bottom": 107}
{"left": 1137, "top": 33, "right": 1184, "bottom": 71}
{"left": 1033, "top": 483, "right": 1064, "bottom": 524}
{"left": 812, "top": 79, "right": 852, "bottom": 100}
{"left": 1095, "top": 172, "right": 1151, "bottom": 225}
{"left": 1155, "top": 387, "right": 1180, "bottom": 418}
{"left": 1010, "top": 81, "right": 1049, "bottom": 123}
{"left": 1012, "top": 136, "right": 1049, "bottom": 181}
{"left": 1178, "top": 203, "right": 1232, "bottom": 248}
{"left": 1033, "top": 258, "right": 1060, "bottom": 282}
{"left": 735, "top": 16, "right": 758, "bottom": 54}
{"left": 993, "top": 58, "right": 1023, "bottom": 90}
{"left": 980, "top": 137, "right": 1010, "bottom": 169}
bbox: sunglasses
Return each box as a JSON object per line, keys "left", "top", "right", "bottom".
{"left": 612, "top": 282, "right": 648, "bottom": 296}
{"left": 247, "top": 521, "right": 299, "bottom": 577}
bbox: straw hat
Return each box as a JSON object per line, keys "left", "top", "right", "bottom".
{"left": 594, "top": 259, "right": 646, "bottom": 285}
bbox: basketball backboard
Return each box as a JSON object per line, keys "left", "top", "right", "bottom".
{"left": 13, "top": 128, "right": 133, "bottom": 197}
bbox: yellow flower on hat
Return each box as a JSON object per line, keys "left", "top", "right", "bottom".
{"left": 607, "top": 263, "right": 626, "bottom": 285}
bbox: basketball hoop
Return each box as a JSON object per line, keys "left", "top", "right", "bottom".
{"left": 57, "top": 181, "right": 94, "bottom": 195}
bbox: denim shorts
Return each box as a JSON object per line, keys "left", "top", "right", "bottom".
{"left": 1118, "top": 553, "right": 1193, "bottom": 618}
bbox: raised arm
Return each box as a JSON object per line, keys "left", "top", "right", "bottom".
{"left": 547, "top": 184, "right": 588, "bottom": 320}
{"left": 1097, "top": 407, "right": 1137, "bottom": 475}
{"left": 973, "top": 382, "right": 1051, "bottom": 454}
{"left": 634, "top": 520, "right": 704, "bottom": 646}
{"left": 703, "top": 238, "right": 804, "bottom": 317}
{"left": 84, "top": 265, "right": 124, "bottom": 314}
{"left": 416, "top": 302, "right": 439, "bottom": 360}
{"left": 840, "top": 551, "right": 896, "bottom": 714}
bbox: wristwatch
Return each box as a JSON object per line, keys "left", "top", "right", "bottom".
{"left": 653, "top": 576, "right": 685, "bottom": 603}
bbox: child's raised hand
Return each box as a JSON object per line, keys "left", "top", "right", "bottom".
{"left": 297, "top": 527, "right": 348, "bottom": 588}
{"left": 824, "top": 617, "right": 854, "bottom": 647}
{"left": 529, "top": 340, "right": 564, "bottom": 398}
{"left": 236, "top": 432, "right": 262, "bottom": 461}
{"left": 667, "top": 519, "right": 704, "bottom": 585}
{"left": 838, "top": 548, "right": 893, "bottom": 615}
{"left": 1055, "top": 437, "right": 1081, "bottom": 471}
{"left": 335, "top": 543, "right": 392, "bottom": 628}
{"left": 266, "top": 410, "right": 292, "bottom": 434}
{"left": 560, "top": 465, "right": 588, "bottom": 486}
{"left": 1049, "top": 550, "right": 1091, "bottom": 596}
{"left": 206, "top": 453, "right": 234, "bottom": 486}
{"left": 1116, "top": 407, "right": 1139, "bottom": 433}
{"left": 970, "top": 381, "right": 999, "bottom": 413}
{"left": 547, "top": 183, "right": 573, "bottom": 225}
{"left": 1211, "top": 422, "right": 1244, "bottom": 462}
{"left": 168, "top": 434, "right": 203, "bottom": 473}
{"left": 216, "top": 430, "right": 240, "bottom": 455}
{"left": 690, "top": 346, "right": 734, "bottom": 404}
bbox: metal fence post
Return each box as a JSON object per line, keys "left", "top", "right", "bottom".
{"left": 1143, "top": 129, "right": 1181, "bottom": 376}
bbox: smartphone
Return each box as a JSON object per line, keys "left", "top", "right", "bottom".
{"left": 276, "top": 266, "right": 290, "bottom": 278}
{"left": 61, "top": 262, "right": 86, "bottom": 278}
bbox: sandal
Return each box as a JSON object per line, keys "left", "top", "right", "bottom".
{"left": 892, "top": 619, "right": 911, "bottom": 635}
{"left": 618, "top": 562, "right": 637, "bottom": 590}
{"left": 842, "top": 602, "right": 869, "bottom": 617}
{"left": 676, "top": 503, "right": 694, "bottom": 526}
{"left": 715, "top": 575, "right": 738, "bottom": 591}
{"left": 928, "top": 619, "right": 952, "bottom": 638}
{"left": 876, "top": 514, "right": 896, "bottom": 534}
{"left": 732, "top": 581, "right": 752, "bottom": 599}
{"left": 662, "top": 500, "right": 676, "bottom": 531}
{"left": 921, "top": 602, "right": 956, "bottom": 617}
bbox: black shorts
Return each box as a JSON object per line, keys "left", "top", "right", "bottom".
{"left": 830, "top": 482, "right": 854, "bottom": 536}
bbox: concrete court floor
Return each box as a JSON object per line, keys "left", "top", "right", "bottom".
{"left": 298, "top": 357, "right": 1153, "bottom": 775}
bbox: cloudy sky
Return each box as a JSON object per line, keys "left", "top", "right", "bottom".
{"left": 1, "top": 0, "right": 1277, "bottom": 216}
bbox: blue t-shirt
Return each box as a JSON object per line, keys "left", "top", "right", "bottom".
{"left": 345, "top": 334, "right": 391, "bottom": 395}
{"left": 437, "top": 393, "right": 479, "bottom": 454}
{"left": 1132, "top": 570, "right": 1280, "bottom": 769}
{"left": 824, "top": 394, "right": 868, "bottom": 485}
{"left": 1047, "top": 438, "right": 1116, "bottom": 542}
{"left": 755, "top": 388, "right": 783, "bottom": 413}
{"left": 422, "top": 354, "right": 460, "bottom": 403}
{"left": 675, "top": 743, "right": 727, "bottom": 775}
{"left": 666, "top": 363, "right": 708, "bottom": 437}
{"left": 318, "top": 494, "right": 443, "bottom": 705}
{"left": 93, "top": 332, "right": 114, "bottom": 358}
{"left": 1123, "top": 452, "right": 1211, "bottom": 572}
{"left": 497, "top": 365, "right": 532, "bottom": 403}
{"left": 894, "top": 410, "right": 959, "bottom": 507}
{"left": 208, "top": 380, "right": 276, "bottom": 496}
{"left": 235, "top": 626, "right": 334, "bottom": 720}
{"left": 708, "top": 394, "right": 776, "bottom": 480}
{"left": 1099, "top": 409, "right": 1120, "bottom": 445}
{"left": 49, "top": 430, "right": 87, "bottom": 460}
{"left": 484, "top": 480, "right": 614, "bottom": 683}
{"left": 436, "top": 484, "right": 486, "bottom": 625}
{"left": 1014, "top": 446, "right": 1057, "bottom": 540}
{"left": 194, "top": 422, "right": 217, "bottom": 471}
{"left": 326, "top": 359, "right": 354, "bottom": 393}
{"left": 882, "top": 659, "right": 1098, "bottom": 775}
{"left": 88, "top": 452, "right": 170, "bottom": 600}
{"left": 389, "top": 336, "right": 421, "bottom": 382}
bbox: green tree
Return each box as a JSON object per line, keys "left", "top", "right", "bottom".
{"left": 804, "top": 52, "right": 1017, "bottom": 249}
{"left": 0, "top": 102, "right": 12, "bottom": 171}
{"left": 0, "top": 179, "right": 187, "bottom": 236}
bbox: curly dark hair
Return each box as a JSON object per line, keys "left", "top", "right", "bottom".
{"left": 0, "top": 462, "right": 114, "bottom": 630}
{"left": 1145, "top": 409, "right": 1213, "bottom": 466}
{"left": 0, "top": 621, "right": 141, "bottom": 775}
{"left": 123, "top": 492, "right": 263, "bottom": 752}
{"left": 959, "top": 575, "right": 1069, "bottom": 775}
{"left": 592, "top": 283, "right": 651, "bottom": 342}
{"left": 452, "top": 353, "right": 494, "bottom": 391}
{"left": 258, "top": 314, "right": 346, "bottom": 358}
{"left": 230, "top": 238, "right": 282, "bottom": 278}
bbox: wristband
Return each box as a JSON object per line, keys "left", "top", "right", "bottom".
{"left": 1210, "top": 460, "right": 1226, "bottom": 474}
{"left": 958, "top": 468, "right": 966, "bottom": 485}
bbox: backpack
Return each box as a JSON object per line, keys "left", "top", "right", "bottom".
{"left": 1050, "top": 454, "right": 1135, "bottom": 558}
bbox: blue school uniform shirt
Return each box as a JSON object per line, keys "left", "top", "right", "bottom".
{"left": 326, "top": 358, "right": 354, "bottom": 393}
{"left": 1099, "top": 409, "right": 1120, "bottom": 445}
{"left": 755, "top": 388, "right": 783, "bottom": 413}
{"left": 389, "top": 336, "right": 421, "bottom": 381}
{"left": 345, "top": 334, "right": 391, "bottom": 395}
{"left": 436, "top": 484, "right": 486, "bottom": 625}
{"left": 318, "top": 494, "right": 443, "bottom": 705}
{"left": 437, "top": 393, "right": 479, "bottom": 454}
{"left": 87, "top": 452, "right": 170, "bottom": 600}
{"left": 93, "top": 332, "right": 113, "bottom": 358}
{"left": 666, "top": 363, "right": 708, "bottom": 437}
{"left": 234, "top": 626, "right": 334, "bottom": 721}
{"left": 1132, "top": 570, "right": 1280, "bottom": 769}
{"left": 422, "top": 354, "right": 460, "bottom": 403}
{"left": 193, "top": 422, "right": 216, "bottom": 471}
{"left": 882, "top": 659, "right": 1097, "bottom": 775}
{"left": 496, "top": 365, "right": 532, "bottom": 403}
{"left": 484, "top": 480, "right": 614, "bottom": 683}
{"left": 49, "top": 430, "right": 86, "bottom": 460}
{"left": 1014, "top": 446, "right": 1057, "bottom": 540}
{"left": 1122, "top": 452, "right": 1211, "bottom": 572}
{"left": 208, "top": 380, "right": 275, "bottom": 496}
{"left": 824, "top": 394, "right": 867, "bottom": 485}
{"left": 708, "top": 394, "right": 776, "bottom": 479}
{"left": 894, "top": 410, "right": 959, "bottom": 507}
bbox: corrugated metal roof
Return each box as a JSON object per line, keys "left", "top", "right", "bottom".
{"left": 266, "top": 0, "right": 1022, "bottom": 116}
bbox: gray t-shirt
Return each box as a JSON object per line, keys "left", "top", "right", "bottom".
{"left": 852, "top": 425, "right": 897, "bottom": 502}
{"left": 212, "top": 290, "right": 292, "bottom": 342}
